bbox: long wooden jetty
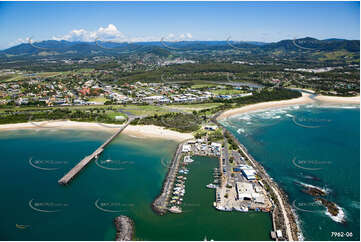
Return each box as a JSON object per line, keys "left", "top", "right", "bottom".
{"left": 58, "top": 119, "right": 132, "bottom": 185}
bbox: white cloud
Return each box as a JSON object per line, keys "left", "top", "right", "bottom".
{"left": 164, "top": 32, "right": 193, "bottom": 42}
{"left": 52, "top": 24, "right": 126, "bottom": 42}
{"left": 8, "top": 37, "right": 31, "bottom": 47}
{"left": 51, "top": 24, "right": 193, "bottom": 43}
{"left": 6, "top": 24, "right": 194, "bottom": 48}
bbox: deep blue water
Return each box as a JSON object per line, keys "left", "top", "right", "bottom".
{"left": 221, "top": 104, "right": 360, "bottom": 241}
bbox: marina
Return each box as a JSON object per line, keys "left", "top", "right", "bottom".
{"left": 152, "top": 123, "right": 276, "bottom": 228}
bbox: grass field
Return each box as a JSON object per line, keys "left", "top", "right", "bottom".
{"left": 211, "top": 89, "right": 245, "bottom": 95}
{"left": 318, "top": 50, "right": 355, "bottom": 61}
{"left": 0, "top": 71, "right": 65, "bottom": 82}
{"left": 119, "top": 105, "right": 170, "bottom": 116}
{"left": 167, "top": 102, "right": 223, "bottom": 111}
{"left": 0, "top": 102, "right": 225, "bottom": 118}
{"left": 191, "top": 83, "right": 217, "bottom": 89}
{"left": 89, "top": 97, "right": 108, "bottom": 103}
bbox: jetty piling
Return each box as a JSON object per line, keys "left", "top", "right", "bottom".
{"left": 58, "top": 119, "right": 132, "bottom": 185}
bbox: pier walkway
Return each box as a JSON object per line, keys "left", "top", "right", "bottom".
{"left": 58, "top": 119, "right": 133, "bottom": 185}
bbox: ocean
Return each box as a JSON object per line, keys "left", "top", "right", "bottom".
{"left": 220, "top": 103, "right": 360, "bottom": 241}
{"left": 0, "top": 128, "right": 271, "bottom": 240}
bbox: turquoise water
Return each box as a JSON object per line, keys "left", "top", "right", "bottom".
{"left": 221, "top": 103, "right": 360, "bottom": 241}
{"left": 0, "top": 128, "right": 271, "bottom": 240}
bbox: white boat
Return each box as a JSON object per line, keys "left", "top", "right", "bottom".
{"left": 215, "top": 205, "right": 226, "bottom": 211}
{"left": 206, "top": 183, "right": 217, "bottom": 189}
{"left": 184, "top": 156, "right": 194, "bottom": 163}
{"left": 235, "top": 206, "right": 249, "bottom": 212}
{"left": 224, "top": 207, "right": 233, "bottom": 211}
{"left": 169, "top": 206, "right": 182, "bottom": 213}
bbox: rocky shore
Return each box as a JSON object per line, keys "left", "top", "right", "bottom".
{"left": 315, "top": 198, "right": 339, "bottom": 217}
{"left": 301, "top": 186, "right": 327, "bottom": 197}
{"left": 114, "top": 216, "right": 134, "bottom": 241}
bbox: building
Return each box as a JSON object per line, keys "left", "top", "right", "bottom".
{"left": 276, "top": 230, "right": 283, "bottom": 239}
{"left": 236, "top": 182, "right": 253, "bottom": 201}
{"left": 182, "top": 144, "right": 191, "bottom": 153}
{"left": 239, "top": 165, "right": 257, "bottom": 180}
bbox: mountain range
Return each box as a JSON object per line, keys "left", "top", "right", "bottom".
{"left": 0, "top": 37, "right": 359, "bottom": 59}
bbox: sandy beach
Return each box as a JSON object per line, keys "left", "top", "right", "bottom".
{"left": 217, "top": 91, "right": 360, "bottom": 120}
{"left": 0, "top": 120, "right": 194, "bottom": 142}
{"left": 314, "top": 95, "right": 360, "bottom": 104}
{"left": 217, "top": 91, "right": 314, "bottom": 120}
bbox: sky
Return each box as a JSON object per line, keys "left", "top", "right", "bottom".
{"left": 0, "top": 1, "right": 359, "bottom": 49}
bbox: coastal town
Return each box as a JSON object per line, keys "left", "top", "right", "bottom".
{"left": 0, "top": 2, "right": 359, "bottom": 241}
{"left": 0, "top": 68, "right": 256, "bottom": 107}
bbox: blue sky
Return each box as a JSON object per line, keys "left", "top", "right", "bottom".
{"left": 0, "top": 1, "right": 359, "bottom": 49}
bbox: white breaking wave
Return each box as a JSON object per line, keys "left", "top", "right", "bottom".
{"left": 238, "top": 115, "right": 251, "bottom": 121}
{"left": 318, "top": 105, "right": 359, "bottom": 109}
{"left": 298, "top": 181, "right": 331, "bottom": 194}
{"left": 325, "top": 203, "right": 345, "bottom": 223}
{"left": 237, "top": 128, "right": 245, "bottom": 134}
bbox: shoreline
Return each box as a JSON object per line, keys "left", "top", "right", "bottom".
{"left": 213, "top": 91, "right": 359, "bottom": 240}
{"left": 217, "top": 91, "right": 359, "bottom": 120}
{"left": 0, "top": 120, "right": 194, "bottom": 142}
